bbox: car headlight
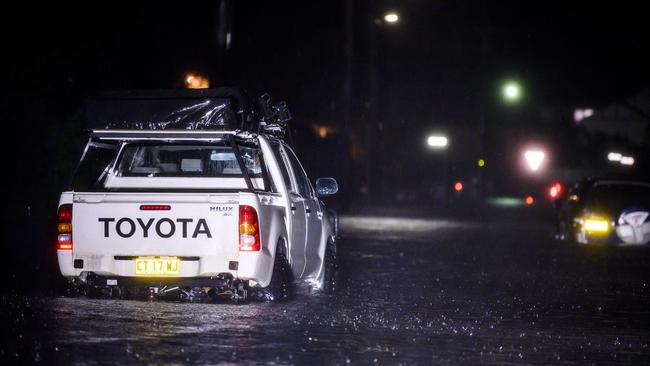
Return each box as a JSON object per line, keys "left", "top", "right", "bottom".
{"left": 583, "top": 218, "right": 610, "bottom": 233}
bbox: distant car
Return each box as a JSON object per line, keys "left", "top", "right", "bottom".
{"left": 555, "top": 177, "right": 650, "bottom": 245}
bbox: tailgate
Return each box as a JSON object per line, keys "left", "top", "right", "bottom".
{"left": 72, "top": 193, "right": 239, "bottom": 276}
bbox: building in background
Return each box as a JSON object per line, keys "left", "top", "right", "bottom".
{"left": 579, "top": 89, "right": 650, "bottom": 148}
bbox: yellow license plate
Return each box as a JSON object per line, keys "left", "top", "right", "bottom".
{"left": 135, "top": 257, "right": 180, "bottom": 276}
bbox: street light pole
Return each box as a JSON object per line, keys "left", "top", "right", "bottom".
{"left": 365, "top": 7, "right": 398, "bottom": 201}
{"left": 365, "top": 8, "right": 378, "bottom": 200}
{"left": 427, "top": 134, "right": 450, "bottom": 204}
{"left": 342, "top": 0, "right": 353, "bottom": 199}
{"left": 478, "top": 29, "right": 488, "bottom": 201}
{"left": 215, "top": 0, "right": 233, "bottom": 83}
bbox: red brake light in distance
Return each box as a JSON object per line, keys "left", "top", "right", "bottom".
{"left": 57, "top": 204, "right": 73, "bottom": 250}
{"left": 549, "top": 182, "right": 563, "bottom": 199}
{"left": 140, "top": 205, "right": 171, "bottom": 211}
{"left": 239, "top": 205, "right": 260, "bottom": 251}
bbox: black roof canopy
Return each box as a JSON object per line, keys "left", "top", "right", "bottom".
{"left": 84, "top": 88, "right": 254, "bottom": 131}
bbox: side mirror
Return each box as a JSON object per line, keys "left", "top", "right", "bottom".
{"left": 315, "top": 177, "right": 338, "bottom": 197}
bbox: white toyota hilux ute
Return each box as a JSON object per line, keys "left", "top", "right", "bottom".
{"left": 56, "top": 128, "right": 339, "bottom": 302}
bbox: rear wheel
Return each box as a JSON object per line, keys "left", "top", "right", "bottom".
{"left": 321, "top": 238, "right": 339, "bottom": 294}
{"left": 84, "top": 285, "right": 104, "bottom": 299}
{"left": 84, "top": 285, "right": 120, "bottom": 299}
{"left": 251, "top": 249, "right": 293, "bottom": 302}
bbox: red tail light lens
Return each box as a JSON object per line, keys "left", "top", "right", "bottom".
{"left": 58, "top": 204, "right": 72, "bottom": 221}
{"left": 239, "top": 205, "right": 260, "bottom": 251}
{"left": 57, "top": 204, "right": 73, "bottom": 250}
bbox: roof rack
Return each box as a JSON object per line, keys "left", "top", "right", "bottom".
{"left": 84, "top": 88, "right": 293, "bottom": 142}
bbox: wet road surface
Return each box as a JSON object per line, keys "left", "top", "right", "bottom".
{"left": 3, "top": 210, "right": 650, "bottom": 364}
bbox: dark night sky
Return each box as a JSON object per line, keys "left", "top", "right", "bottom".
{"left": 5, "top": 2, "right": 648, "bottom": 104}
{"left": 1, "top": 1, "right": 649, "bottom": 207}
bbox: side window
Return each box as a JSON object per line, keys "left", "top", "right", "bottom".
{"left": 270, "top": 142, "right": 294, "bottom": 192}
{"left": 283, "top": 145, "right": 312, "bottom": 198}
{"left": 71, "top": 140, "right": 119, "bottom": 191}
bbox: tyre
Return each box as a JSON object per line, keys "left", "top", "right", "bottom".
{"left": 84, "top": 285, "right": 107, "bottom": 299}
{"left": 321, "top": 238, "right": 339, "bottom": 294}
{"left": 251, "top": 248, "right": 293, "bottom": 302}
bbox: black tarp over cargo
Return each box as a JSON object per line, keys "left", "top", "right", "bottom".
{"left": 84, "top": 88, "right": 253, "bottom": 131}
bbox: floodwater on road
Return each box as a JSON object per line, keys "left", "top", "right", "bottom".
{"left": 3, "top": 211, "right": 650, "bottom": 364}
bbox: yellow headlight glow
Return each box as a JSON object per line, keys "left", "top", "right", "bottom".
{"left": 584, "top": 218, "right": 610, "bottom": 233}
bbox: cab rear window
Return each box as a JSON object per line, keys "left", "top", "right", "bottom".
{"left": 71, "top": 139, "right": 271, "bottom": 191}
{"left": 116, "top": 143, "right": 263, "bottom": 177}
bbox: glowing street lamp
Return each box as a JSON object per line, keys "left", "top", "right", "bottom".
{"left": 608, "top": 152, "right": 635, "bottom": 166}
{"left": 607, "top": 152, "right": 623, "bottom": 162}
{"left": 502, "top": 81, "right": 522, "bottom": 103}
{"left": 426, "top": 135, "right": 448, "bottom": 149}
{"left": 185, "top": 73, "right": 209, "bottom": 89}
{"left": 384, "top": 12, "right": 399, "bottom": 23}
{"left": 524, "top": 149, "right": 545, "bottom": 172}
{"left": 620, "top": 156, "right": 635, "bottom": 166}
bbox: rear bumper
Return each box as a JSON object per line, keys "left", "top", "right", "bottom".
{"left": 58, "top": 250, "right": 274, "bottom": 287}
{"left": 75, "top": 271, "right": 240, "bottom": 288}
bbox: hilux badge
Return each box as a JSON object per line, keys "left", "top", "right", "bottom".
{"left": 210, "top": 206, "right": 234, "bottom": 212}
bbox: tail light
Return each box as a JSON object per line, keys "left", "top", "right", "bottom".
{"left": 57, "top": 204, "right": 73, "bottom": 250}
{"left": 239, "top": 205, "right": 260, "bottom": 251}
{"left": 549, "top": 182, "right": 563, "bottom": 199}
{"left": 525, "top": 195, "right": 535, "bottom": 205}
